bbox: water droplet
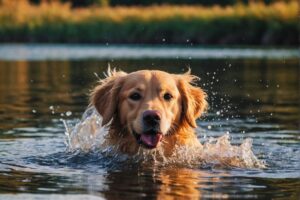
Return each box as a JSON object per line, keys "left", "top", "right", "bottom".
{"left": 66, "top": 111, "right": 72, "bottom": 116}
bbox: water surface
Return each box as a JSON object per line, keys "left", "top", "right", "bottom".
{"left": 0, "top": 45, "right": 299, "bottom": 199}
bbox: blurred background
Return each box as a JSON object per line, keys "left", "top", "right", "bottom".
{"left": 0, "top": 0, "right": 298, "bottom": 45}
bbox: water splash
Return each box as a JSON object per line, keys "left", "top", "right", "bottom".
{"left": 64, "top": 107, "right": 108, "bottom": 151}
{"left": 64, "top": 107, "right": 265, "bottom": 169}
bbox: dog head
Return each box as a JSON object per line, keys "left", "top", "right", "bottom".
{"left": 91, "top": 69, "right": 207, "bottom": 149}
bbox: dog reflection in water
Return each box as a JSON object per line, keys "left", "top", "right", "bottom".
{"left": 102, "top": 166, "right": 229, "bottom": 199}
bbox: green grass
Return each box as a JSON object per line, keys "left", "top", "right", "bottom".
{"left": 0, "top": 1, "right": 298, "bottom": 45}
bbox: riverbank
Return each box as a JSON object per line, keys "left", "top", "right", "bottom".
{"left": 0, "top": 1, "right": 298, "bottom": 45}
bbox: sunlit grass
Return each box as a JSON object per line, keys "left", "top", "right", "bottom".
{"left": 0, "top": 1, "right": 297, "bottom": 23}
{"left": 0, "top": 1, "right": 298, "bottom": 44}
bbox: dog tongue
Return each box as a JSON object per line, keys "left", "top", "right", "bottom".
{"left": 140, "top": 133, "right": 162, "bottom": 148}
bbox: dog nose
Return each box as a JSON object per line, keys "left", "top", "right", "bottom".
{"left": 143, "top": 110, "right": 161, "bottom": 126}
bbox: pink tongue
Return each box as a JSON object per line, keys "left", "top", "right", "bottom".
{"left": 140, "top": 134, "right": 162, "bottom": 148}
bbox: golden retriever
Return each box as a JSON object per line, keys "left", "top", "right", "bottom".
{"left": 90, "top": 69, "right": 207, "bottom": 157}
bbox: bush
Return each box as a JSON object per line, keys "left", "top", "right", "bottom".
{"left": 27, "top": 0, "right": 295, "bottom": 7}
{"left": 0, "top": 1, "right": 298, "bottom": 45}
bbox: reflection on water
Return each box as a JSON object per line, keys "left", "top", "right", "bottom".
{"left": 1, "top": 59, "right": 298, "bottom": 131}
{"left": 0, "top": 44, "right": 298, "bottom": 60}
{"left": 0, "top": 55, "right": 299, "bottom": 199}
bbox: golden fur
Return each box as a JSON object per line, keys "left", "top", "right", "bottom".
{"left": 90, "top": 69, "right": 207, "bottom": 156}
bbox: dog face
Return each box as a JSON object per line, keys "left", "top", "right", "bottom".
{"left": 118, "top": 71, "right": 182, "bottom": 149}
{"left": 91, "top": 69, "right": 207, "bottom": 150}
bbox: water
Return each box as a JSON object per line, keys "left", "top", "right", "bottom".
{"left": 65, "top": 106, "right": 265, "bottom": 169}
{"left": 0, "top": 44, "right": 298, "bottom": 60}
{"left": 0, "top": 45, "right": 299, "bottom": 199}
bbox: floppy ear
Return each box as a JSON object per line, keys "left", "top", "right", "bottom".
{"left": 177, "top": 73, "right": 208, "bottom": 128}
{"left": 90, "top": 69, "right": 127, "bottom": 126}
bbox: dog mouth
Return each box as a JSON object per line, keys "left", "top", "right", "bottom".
{"left": 133, "top": 130, "right": 163, "bottom": 149}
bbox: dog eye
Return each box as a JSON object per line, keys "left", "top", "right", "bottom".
{"left": 163, "top": 93, "right": 173, "bottom": 101}
{"left": 129, "top": 92, "right": 141, "bottom": 101}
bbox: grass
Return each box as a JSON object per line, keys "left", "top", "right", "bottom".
{"left": 0, "top": 1, "right": 298, "bottom": 45}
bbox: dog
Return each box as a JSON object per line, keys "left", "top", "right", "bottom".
{"left": 90, "top": 69, "right": 208, "bottom": 157}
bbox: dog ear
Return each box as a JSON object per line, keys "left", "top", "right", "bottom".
{"left": 90, "top": 69, "right": 127, "bottom": 126}
{"left": 177, "top": 73, "right": 208, "bottom": 128}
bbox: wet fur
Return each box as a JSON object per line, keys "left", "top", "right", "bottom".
{"left": 90, "top": 69, "right": 208, "bottom": 157}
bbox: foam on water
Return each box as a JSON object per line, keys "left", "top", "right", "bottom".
{"left": 64, "top": 107, "right": 265, "bottom": 169}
